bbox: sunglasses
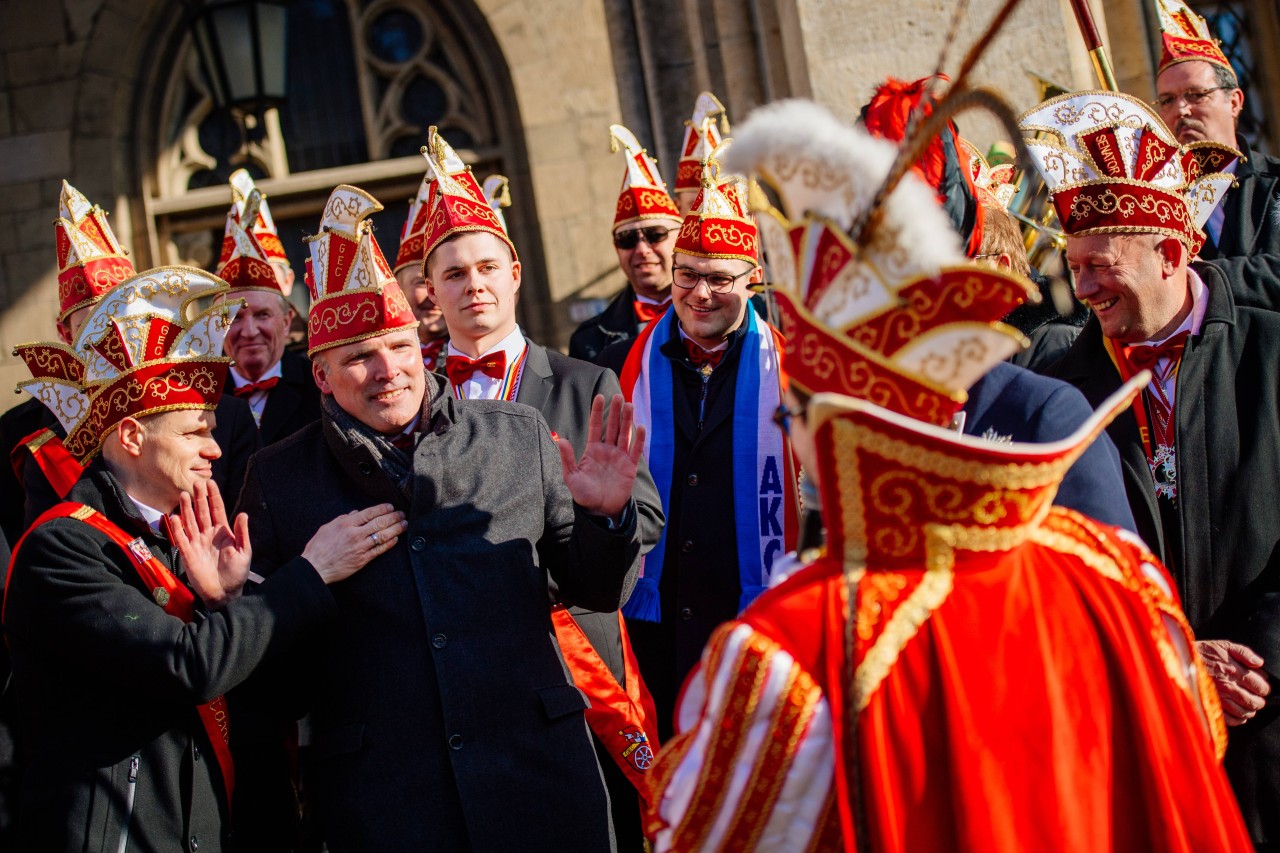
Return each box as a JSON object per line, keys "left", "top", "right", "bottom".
{"left": 613, "top": 226, "right": 676, "bottom": 250}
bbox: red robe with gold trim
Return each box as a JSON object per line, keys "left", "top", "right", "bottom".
{"left": 647, "top": 393, "right": 1249, "bottom": 852}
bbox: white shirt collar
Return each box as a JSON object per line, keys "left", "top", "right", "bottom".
{"left": 676, "top": 324, "right": 730, "bottom": 353}
{"left": 447, "top": 324, "right": 527, "bottom": 362}
{"left": 127, "top": 495, "right": 169, "bottom": 534}
{"left": 634, "top": 292, "right": 670, "bottom": 306}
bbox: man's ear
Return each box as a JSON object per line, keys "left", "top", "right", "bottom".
{"left": 510, "top": 259, "right": 522, "bottom": 295}
{"left": 1155, "top": 237, "right": 1186, "bottom": 275}
{"left": 748, "top": 264, "right": 765, "bottom": 285}
{"left": 116, "top": 417, "right": 146, "bottom": 458}
{"left": 311, "top": 355, "right": 333, "bottom": 395}
{"left": 55, "top": 319, "right": 73, "bottom": 346}
{"left": 1228, "top": 87, "right": 1244, "bottom": 120}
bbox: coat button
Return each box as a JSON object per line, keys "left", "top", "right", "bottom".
{"left": 687, "top": 473, "right": 699, "bottom": 486}
{"left": 680, "top": 607, "right": 693, "bottom": 620}
{"left": 189, "top": 836, "right": 199, "bottom": 850}
{"left": 358, "top": 462, "right": 373, "bottom": 475}
{"left": 448, "top": 734, "right": 464, "bottom": 750}
{"left": 681, "top": 539, "right": 694, "bottom": 553}
{"left": 432, "top": 633, "right": 447, "bottom": 649}
{"left": 411, "top": 536, "right": 426, "bottom": 552}
{"left": 434, "top": 420, "right": 450, "bottom": 436}
{"left": 193, "top": 745, "right": 201, "bottom": 761}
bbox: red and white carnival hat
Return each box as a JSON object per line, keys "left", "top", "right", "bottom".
{"left": 216, "top": 187, "right": 285, "bottom": 296}
{"left": 675, "top": 92, "right": 728, "bottom": 195}
{"left": 14, "top": 267, "right": 239, "bottom": 463}
{"left": 304, "top": 185, "right": 417, "bottom": 355}
{"left": 226, "top": 169, "right": 289, "bottom": 267}
{"left": 609, "top": 124, "right": 681, "bottom": 229}
{"left": 1154, "top": 0, "right": 1233, "bottom": 76}
{"left": 481, "top": 174, "right": 512, "bottom": 234}
{"left": 418, "top": 128, "right": 518, "bottom": 268}
{"left": 959, "top": 137, "right": 1017, "bottom": 211}
{"left": 1019, "top": 90, "right": 1239, "bottom": 254}
{"left": 54, "top": 181, "right": 135, "bottom": 323}
{"left": 725, "top": 100, "right": 1034, "bottom": 427}
{"left": 394, "top": 136, "right": 466, "bottom": 274}
{"left": 674, "top": 141, "right": 758, "bottom": 265}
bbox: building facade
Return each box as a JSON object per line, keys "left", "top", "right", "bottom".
{"left": 0, "top": 0, "right": 1276, "bottom": 409}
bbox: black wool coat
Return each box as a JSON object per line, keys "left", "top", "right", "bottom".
{"left": 1047, "top": 262, "right": 1280, "bottom": 844}
{"left": 256, "top": 349, "right": 322, "bottom": 446}
{"left": 570, "top": 287, "right": 642, "bottom": 365}
{"left": 3, "top": 462, "right": 336, "bottom": 853}
{"left": 1196, "top": 138, "right": 1280, "bottom": 260}
{"left": 513, "top": 339, "right": 664, "bottom": 851}
{"left": 236, "top": 375, "right": 642, "bottom": 852}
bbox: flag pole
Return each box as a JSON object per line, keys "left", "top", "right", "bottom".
{"left": 1067, "top": 0, "right": 1120, "bottom": 91}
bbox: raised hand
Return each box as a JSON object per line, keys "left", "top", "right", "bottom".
{"left": 168, "top": 479, "right": 251, "bottom": 611}
{"left": 302, "top": 504, "right": 408, "bottom": 584}
{"left": 557, "top": 394, "right": 646, "bottom": 519}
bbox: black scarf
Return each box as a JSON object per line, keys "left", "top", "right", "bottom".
{"left": 319, "top": 387, "right": 434, "bottom": 502}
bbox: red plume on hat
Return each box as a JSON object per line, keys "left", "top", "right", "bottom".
{"left": 1154, "top": 0, "right": 1233, "bottom": 76}
{"left": 304, "top": 185, "right": 417, "bottom": 355}
{"left": 862, "top": 76, "right": 986, "bottom": 257}
{"left": 610, "top": 124, "right": 681, "bottom": 229}
{"left": 15, "top": 267, "right": 239, "bottom": 463}
{"left": 54, "top": 181, "right": 135, "bottom": 323}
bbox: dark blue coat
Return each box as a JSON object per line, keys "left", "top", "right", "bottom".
{"left": 961, "top": 361, "right": 1136, "bottom": 534}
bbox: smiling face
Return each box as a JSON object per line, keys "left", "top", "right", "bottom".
{"left": 425, "top": 231, "right": 521, "bottom": 357}
{"left": 312, "top": 328, "right": 425, "bottom": 435}
{"left": 396, "top": 265, "right": 447, "bottom": 342}
{"left": 223, "top": 290, "right": 293, "bottom": 382}
{"left": 614, "top": 218, "right": 681, "bottom": 302}
{"left": 1155, "top": 60, "right": 1243, "bottom": 146}
{"left": 106, "top": 409, "right": 222, "bottom": 512}
{"left": 670, "top": 252, "right": 760, "bottom": 349}
{"left": 1066, "top": 232, "right": 1191, "bottom": 343}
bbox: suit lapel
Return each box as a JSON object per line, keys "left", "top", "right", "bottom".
{"left": 258, "top": 381, "right": 301, "bottom": 443}
{"left": 515, "top": 338, "right": 553, "bottom": 413}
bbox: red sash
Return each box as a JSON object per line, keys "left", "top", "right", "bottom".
{"left": 550, "top": 607, "right": 660, "bottom": 805}
{"left": 4, "top": 502, "right": 235, "bottom": 806}
{"left": 10, "top": 428, "right": 82, "bottom": 499}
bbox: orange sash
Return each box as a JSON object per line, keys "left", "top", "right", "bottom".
{"left": 5, "top": 502, "right": 235, "bottom": 806}
{"left": 10, "top": 428, "right": 82, "bottom": 499}
{"left": 550, "top": 607, "right": 660, "bottom": 805}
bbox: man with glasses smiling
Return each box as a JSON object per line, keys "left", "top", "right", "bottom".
{"left": 569, "top": 125, "right": 685, "bottom": 363}
{"left": 600, "top": 159, "right": 798, "bottom": 738}
{"left": 1151, "top": 0, "right": 1279, "bottom": 259}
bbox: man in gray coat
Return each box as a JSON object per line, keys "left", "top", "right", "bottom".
{"left": 238, "top": 185, "right": 646, "bottom": 851}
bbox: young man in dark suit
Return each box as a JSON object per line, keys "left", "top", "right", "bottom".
{"left": 424, "top": 156, "right": 663, "bottom": 851}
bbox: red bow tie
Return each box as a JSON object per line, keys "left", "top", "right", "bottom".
{"left": 1124, "top": 331, "right": 1190, "bottom": 373}
{"left": 421, "top": 340, "right": 445, "bottom": 371}
{"left": 634, "top": 299, "right": 671, "bottom": 325}
{"left": 684, "top": 338, "right": 724, "bottom": 370}
{"left": 232, "top": 376, "right": 279, "bottom": 398}
{"left": 446, "top": 352, "right": 507, "bottom": 385}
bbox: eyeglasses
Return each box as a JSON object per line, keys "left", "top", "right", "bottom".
{"left": 772, "top": 404, "right": 806, "bottom": 434}
{"left": 672, "top": 264, "right": 757, "bottom": 293}
{"left": 1152, "top": 87, "right": 1229, "bottom": 110}
{"left": 613, "top": 226, "right": 676, "bottom": 250}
